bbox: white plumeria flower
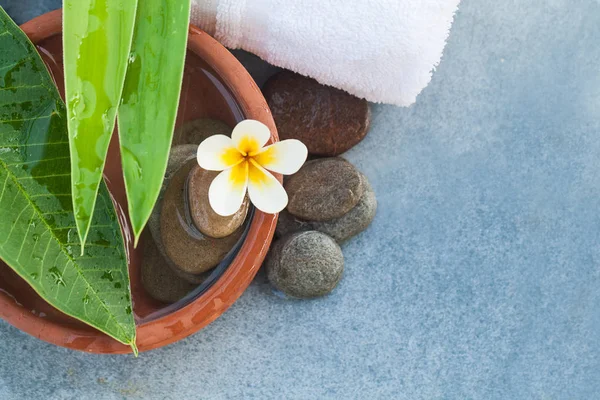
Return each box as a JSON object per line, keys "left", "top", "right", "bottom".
{"left": 197, "top": 119, "right": 308, "bottom": 216}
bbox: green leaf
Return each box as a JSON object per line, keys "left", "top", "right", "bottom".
{"left": 63, "top": 0, "right": 138, "bottom": 249}
{"left": 0, "top": 7, "right": 137, "bottom": 352}
{"left": 119, "top": 0, "right": 191, "bottom": 245}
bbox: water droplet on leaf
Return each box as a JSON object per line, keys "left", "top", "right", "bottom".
{"left": 101, "top": 271, "right": 114, "bottom": 282}
{"left": 49, "top": 267, "right": 66, "bottom": 286}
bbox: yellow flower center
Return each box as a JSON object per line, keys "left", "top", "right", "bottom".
{"left": 220, "top": 136, "right": 279, "bottom": 187}
{"left": 237, "top": 136, "right": 261, "bottom": 156}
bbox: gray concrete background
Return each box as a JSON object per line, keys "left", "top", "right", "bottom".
{"left": 1, "top": 0, "right": 600, "bottom": 399}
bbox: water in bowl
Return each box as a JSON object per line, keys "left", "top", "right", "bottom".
{"left": 0, "top": 33, "right": 248, "bottom": 327}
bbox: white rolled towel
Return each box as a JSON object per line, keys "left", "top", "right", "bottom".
{"left": 191, "top": 0, "right": 460, "bottom": 106}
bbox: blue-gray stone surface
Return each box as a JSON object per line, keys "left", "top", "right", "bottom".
{"left": 1, "top": 0, "right": 599, "bottom": 398}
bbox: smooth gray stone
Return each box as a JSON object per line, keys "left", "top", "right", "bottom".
{"left": 2, "top": 1, "right": 600, "bottom": 399}
{"left": 266, "top": 231, "right": 344, "bottom": 298}
{"left": 276, "top": 173, "right": 377, "bottom": 243}
{"left": 285, "top": 158, "right": 364, "bottom": 221}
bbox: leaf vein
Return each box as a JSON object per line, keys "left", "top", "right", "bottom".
{"left": 0, "top": 141, "right": 69, "bottom": 148}
{"left": 6, "top": 156, "right": 71, "bottom": 167}
{"left": 0, "top": 173, "right": 9, "bottom": 203}
{"left": 0, "top": 83, "right": 45, "bottom": 92}
{"left": 0, "top": 158, "right": 132, "bottom": 341}
{"left": 38, "top": 233, "right": 53, "bottom": 280}
{"left": 0, "top": 203, "right": 31, "bottom": 247}
{"left": 15, "top": 211, "right": 36, "bottom": 261}
{"left": 1, "top": 114, "right": 53, "bottom": 124}
{"left": 17, "top": 172, "right": 70, "bottom": 180}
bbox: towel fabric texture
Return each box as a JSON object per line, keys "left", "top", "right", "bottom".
{"left": 191, "top": 0, "right": 460, "bottom": 106}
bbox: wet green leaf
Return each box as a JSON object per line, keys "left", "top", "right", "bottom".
{"left": 119, "top": 0, "right": 191, "bottom": 245}
{"left": 0, "top": 7, "right": 136, "bottom": 352}
{"left": 63, "top": 0, "right": 138, "bottom": 249}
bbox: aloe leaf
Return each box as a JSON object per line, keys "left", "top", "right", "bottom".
{"left": 0, "top": 7, "right": 136, "bottom": 352}
{"left": 119, "top": 0, "right": 191, "bottom": 245}
{"left": 63, "top": 0, "right": 138, "bottom": 249}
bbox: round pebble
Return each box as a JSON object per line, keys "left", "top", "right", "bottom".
{"left": 160, "top": 160, "right": 243, "bottom": 275}
{"left": 277, "top": 174, "right": 377, "bottom": 243}
{"left": 147, "top": 145, "right": 197, "bottom": 258}
{"left": 263, "top": 71, "right": 370, "bottom": 156}
{"left": 188, "top": 165, "right": 249, "bottom": 238}
{"left": 173, "top": 118, "right": 231, "bottom": 145}
{"left": 285, "top": 158, "right": 364, "bottom": 221}
{"left": 167, "top": 261, "right": 211, "bottom": 284}
{"left": 275, "top": 210, "right": 311, "bottom": 239}
{"left": 141, "top": 238, "right": 197, "bottom": 303}
{"left": 266, "top": 231, "right": 344, "bottom": 298}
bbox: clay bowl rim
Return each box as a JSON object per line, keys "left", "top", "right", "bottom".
{"left": 0, "top": 9, "right": 279, "bottom": 354}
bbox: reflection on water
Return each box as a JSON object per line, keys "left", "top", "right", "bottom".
{"left": 0, "top": 32, "right": 250, "bottom": 327}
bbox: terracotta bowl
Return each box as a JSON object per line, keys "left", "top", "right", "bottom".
{"left": 0, "top": 10, "right": 278, "bottom": 354}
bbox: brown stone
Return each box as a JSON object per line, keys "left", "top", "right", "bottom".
{"left": 168, "top": 261, "right": 211, "bottom": 284}
{"left": 148, "top": 145, "right": 197, "bottom": 252}
{"left": 188, "top": 165, "right": 249, "bottom": 239}
{"left": 276, "top": 173, "right": 377, "bottom": 243}
{"left": 160, "top": 160, "right": 243, "bottom": 275}
{"left": 285, "top": 158, "right": 364, "bottom": 221}
{"left": 141, "top": 238, "right": 198, "bottom": 304}
{"left": 263, "top": 71, "right": 370, "bottom": 156}
{"left": 173, "top": 118, "right": 232, "bottom": 145}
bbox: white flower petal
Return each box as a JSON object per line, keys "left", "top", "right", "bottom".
{"left": 247, "top": 160, "right": 288, "bottom": 214}
{"left": 208, "top": 162, "right": 248, "bottom": 216}
{"left": 197, "top": 134, "right": 242, "bottom": 171}
{"left": 232, "top": 120, "right": 272, "bottom": 155}
{"left": 253, "top": 139, "right": 308, "bottom": 175}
